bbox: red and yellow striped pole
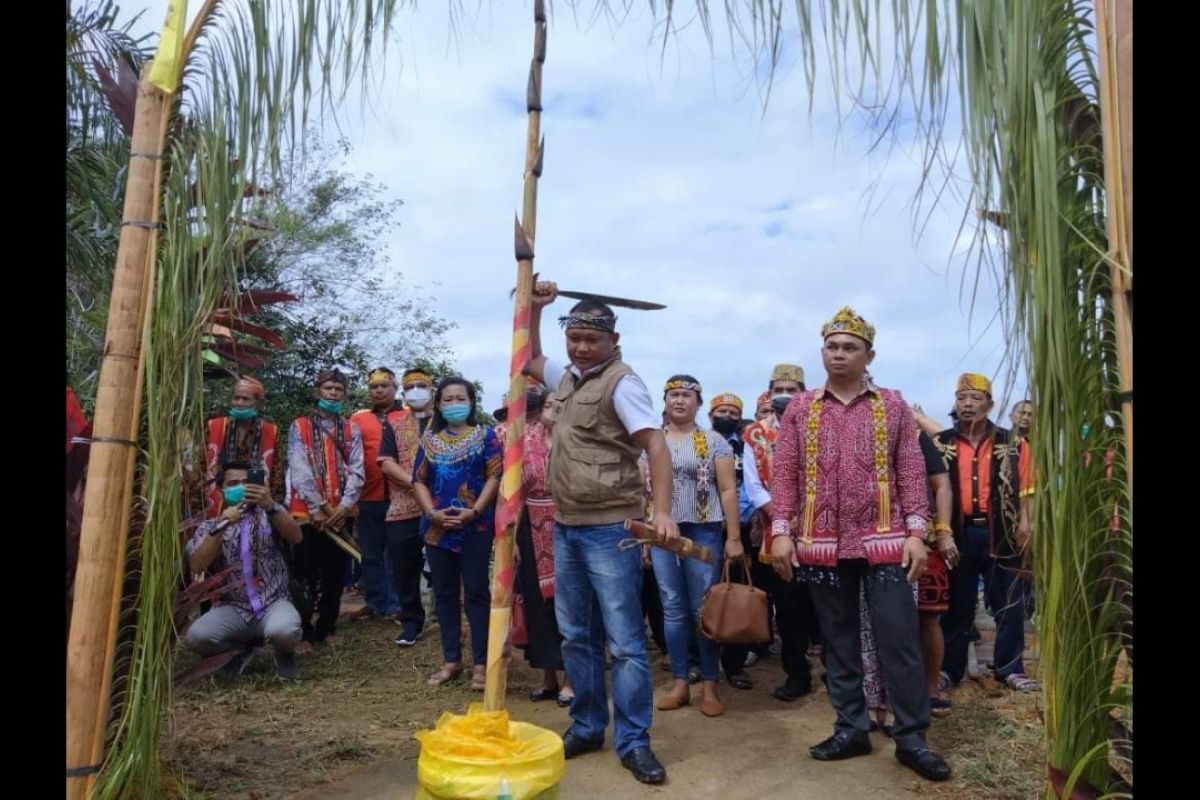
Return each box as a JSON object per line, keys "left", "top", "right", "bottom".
{"left": 484, "top": 0, "right": 546, "bottom": 712}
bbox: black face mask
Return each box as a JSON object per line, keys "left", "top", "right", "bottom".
{"left": 712, "top": 416, "right": 739, "bottom": 436}
{"left": 771, "top": 395, "right": 793, "bottom": 414}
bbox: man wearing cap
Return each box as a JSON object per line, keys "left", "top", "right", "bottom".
{"left": 742, "top": 364, "right": 817, "bottom": 702}
{"left": 204, "top": 376, "right": 277, "bottom": 519}
{"left": 769, "top": 308, "right": 951, "bottom": 781}
{"left": 933, "top": 374, "right": 1036, "bottom": 693}
{"left": 526, "top": 280, "right": 678, "bottom": 786}
{"left": 377, "top": 366, "right": 438, "bottom": 646}
{"left": 753, "top": 392, "right": 773, "bottom": 422}
{"left": 287, "top": 369, "right": 365, "bottom": 646}
{"left": 346, "top": 368, "right": 407, "bottom": 622}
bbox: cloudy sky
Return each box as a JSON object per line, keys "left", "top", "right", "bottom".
{"left": 131, "top": 1, "right": 1025, "bottom": 426}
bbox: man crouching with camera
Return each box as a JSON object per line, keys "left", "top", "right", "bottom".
{"left": 185, "top": 460, "right": 305, "bottom": 680}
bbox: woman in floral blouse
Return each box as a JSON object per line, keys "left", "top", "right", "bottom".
{"left": 412, "top": 377, "right": 502, "bottom": 690}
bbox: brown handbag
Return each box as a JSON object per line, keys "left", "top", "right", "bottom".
{"left": 699, "top": 557, "right": 770, "bottom": 644}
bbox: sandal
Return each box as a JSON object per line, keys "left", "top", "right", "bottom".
{"left": 530, "top": 687, "right": 559, "bottom": 702}
{"left": 556, "top": 692, "right": 574, "bottom": 708}
{"left": 930, "top": 697, "right": 953, "bottom": 717}
{"left": 1004, "top": 673, "right": 1040, "bottom": 693}
{"left": 427, "top": 663, "right": 464, "bottom": 687}
{"left": 471, "top": 665, "right": 487, "bottom": 691}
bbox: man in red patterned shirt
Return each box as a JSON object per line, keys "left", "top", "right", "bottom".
{"left": 769, "top": 307, "right": 950, "bottom": 782}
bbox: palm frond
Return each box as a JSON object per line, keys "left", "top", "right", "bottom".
{"left": 89, "top": 3, "right": 409, "bottom": 797}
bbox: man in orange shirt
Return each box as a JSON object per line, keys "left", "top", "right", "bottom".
{"left": 348, "top": 368, "right": 408, "bottom": 621}
{"left": 932, "top": 374, "right": 1036, "bottom": 693}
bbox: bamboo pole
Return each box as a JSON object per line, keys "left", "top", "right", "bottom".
{"left": 483, "top": 0, "right": 546, "bottom": 712}
{"left": 1094, "top": 0, "right": 1133, "bottom": 497}
{"left": 66, "top": 72, "right": 169, "bottom": 800}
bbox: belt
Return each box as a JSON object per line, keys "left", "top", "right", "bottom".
{"left": 963, "top": 514, "right": 989, "bottom": 527}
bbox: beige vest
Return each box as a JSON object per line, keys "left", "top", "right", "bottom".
{"left": 547, "top": 358, "right": 646, "bottom": 526}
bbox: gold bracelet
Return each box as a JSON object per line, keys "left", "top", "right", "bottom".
{"left": 933, "top": 523, "right": 953, "bottom": 534}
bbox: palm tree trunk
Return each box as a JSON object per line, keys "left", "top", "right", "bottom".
{"left": 1095, "top": 0, "right": 1132, "bottom": 492}
{"left": 65, "top": 71, "right": 168, "bottom": 800}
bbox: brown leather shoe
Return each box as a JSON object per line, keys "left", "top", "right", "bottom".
{"left": 656, "top": 684, "right": 690, "bottom": 711}
{"left": 699, "top": 685, "right": 725, "bottom": 717}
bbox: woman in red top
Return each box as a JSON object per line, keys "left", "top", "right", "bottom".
{"left": 501, "top": 388, "right": 573, "bottom": 705}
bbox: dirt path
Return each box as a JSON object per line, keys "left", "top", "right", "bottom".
{"left": 295, "top": 668, "right": 938, "bottom": 800}
{"left": 169, "top": 596, "right": 1042, "bottom": 799}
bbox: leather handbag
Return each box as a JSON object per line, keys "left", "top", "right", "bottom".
{"left": 699, "top": 557, "right": 770, "bottom": 644}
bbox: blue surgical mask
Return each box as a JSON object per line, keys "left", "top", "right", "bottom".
{"left": 229, "top": 407, "right": 258, "bottom": 422}
{"left": 442, "top": 403, "right": 472, "bottom": 424}
{"left": 223, "top": 485, "right": 246, "bottom": 506}
{"left": 317, "top": 398, "right": 343, "bottom": 414}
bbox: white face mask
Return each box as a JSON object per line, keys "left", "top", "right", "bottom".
{"left": 404, "top": 387, "right": 432, "bottom": 409}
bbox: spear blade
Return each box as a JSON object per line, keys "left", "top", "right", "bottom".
{"left": 557, "top": 290, "right": 667, "bottom": 310}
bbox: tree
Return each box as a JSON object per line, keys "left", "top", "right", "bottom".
{"left": 66, "top": 1, "right": 151, "bottom": 408}
{"left": 66, "top": 3, "right": 413, "bottom": 798}
{"left": 202, "top": 135, "right": 455, "bottom": 427}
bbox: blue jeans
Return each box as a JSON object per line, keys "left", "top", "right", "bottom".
{"left": 554, "top": 522, "right": 652, "bottom": 758}
{"left": 426, "top": 532, "right": 492, "bottom": 665}
{"left": 651, "top": 522, "right": 724, "bottom": 682}
{"left": 357, "top": 500, "right": 400, "bottom": 615}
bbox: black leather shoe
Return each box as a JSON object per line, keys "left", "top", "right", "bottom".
{"left": 810, "top": 731, "right": 872, "bottom": 761}
{"left": 896, "top": 746, "right": 952, "bottom": 781}
{"left": 620, "top": 747, "right": 666, "bottom": 784}
{"left": 561, "top": 730, "right": 604, "bottom": 760}
{"left": 772, "top": 678, "right": 813, "bottom": 702}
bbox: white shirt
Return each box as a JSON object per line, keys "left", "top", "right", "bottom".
{"left": 543, "top": 357, "right": 659, "bottom": 436}
{"left": 743, "top": 440, "right": 772, "bottom": 512}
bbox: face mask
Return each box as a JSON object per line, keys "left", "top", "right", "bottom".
{"left": 712, "top": 416, "right": 739, "bottom": 436}
{"left": 229, "top": 407, "right": 258, "bottom": 422}
{"left": 223, "top": 485, "right": 246, "bottom": 506}
{"left": 317, "top": 398, "right": 343, "bottom": 414}
{"left": 442, "top": 403, "right": 472, "bottom": 424}
{"left": 771, "top": 395, "right": 793, "bottom": 414}
{"left": 404, "top": 387, "right": 432, "bottom": 409}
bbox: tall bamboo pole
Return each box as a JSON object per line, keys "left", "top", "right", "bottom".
{"left": 1094, "top": 0, "right": 1133, "bottom": 497}
{"left": 66, "top": 72, "right": 169, "bottom": 800}
{"left": 484, "top": 0, "right": 546, "bottom": 712}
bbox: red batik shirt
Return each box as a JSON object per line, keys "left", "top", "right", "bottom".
{"left": 769, "top": 383, "right": 928, "bottom": 567}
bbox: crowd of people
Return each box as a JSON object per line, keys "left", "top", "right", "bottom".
{"left": 184, "top": 279, "right": 1038, "bottom": 787}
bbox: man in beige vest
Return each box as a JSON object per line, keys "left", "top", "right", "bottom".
{"left": 527, "top": 279, "right": 678, "bottom": 786}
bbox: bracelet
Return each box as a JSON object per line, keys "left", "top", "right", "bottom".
{"left": 933, "top": 523, "right": 953, "bottom": 534}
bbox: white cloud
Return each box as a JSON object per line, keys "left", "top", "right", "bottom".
{"left": 129, "top": 1, "right": 1024, "bottom": 425}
